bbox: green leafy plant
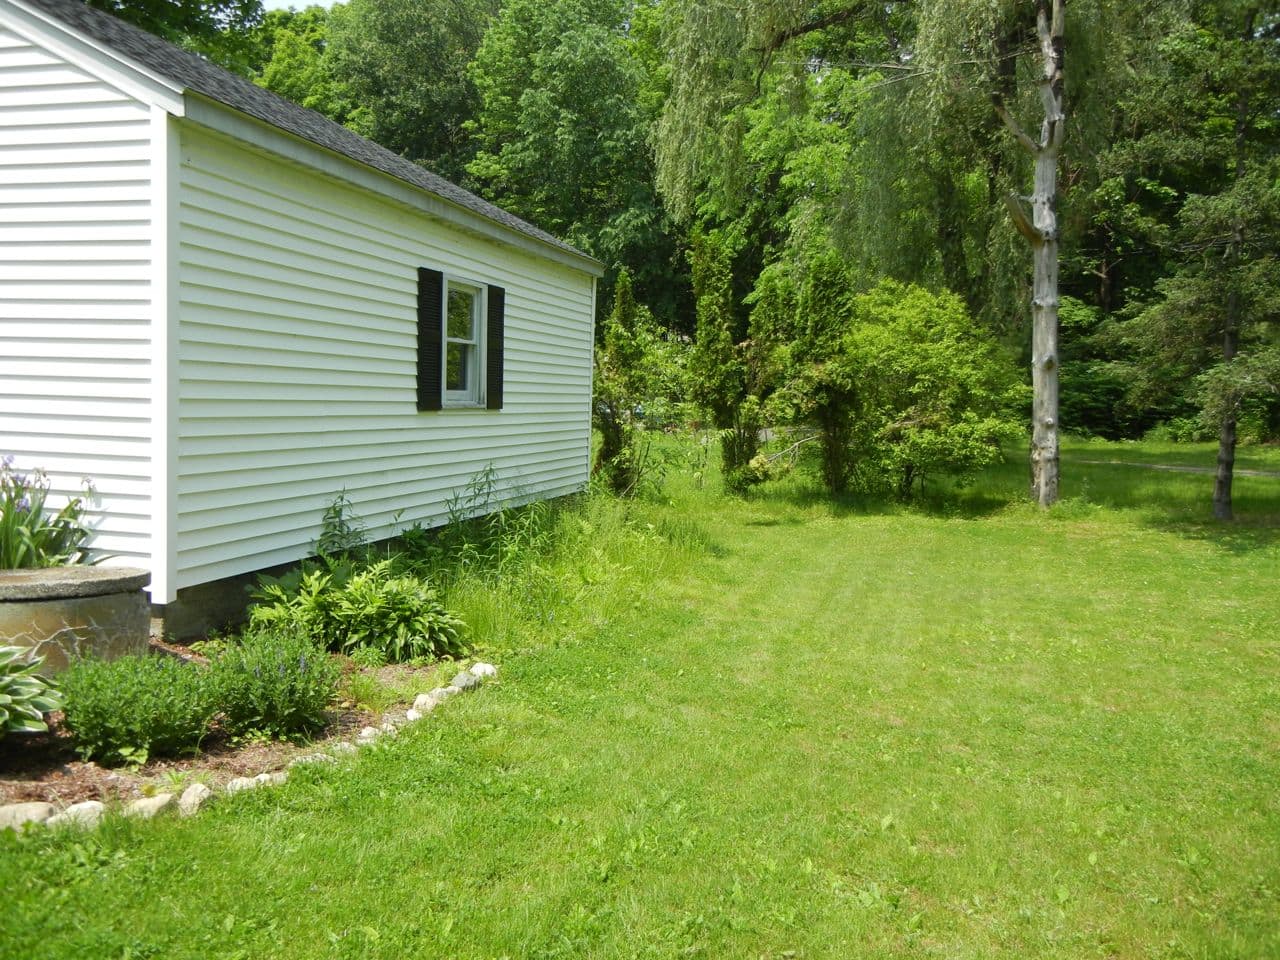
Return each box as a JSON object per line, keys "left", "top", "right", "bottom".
{"left": 348, "top": 645, "right": 389, "bottom": 669}
{"left": 0, "top": 646, "right": 62, "bottom": 737}
{"left": 332, "top": 560, "right": 467, "bottom": 661}
{"left": 212, "top": 628, "right": 338, "bottom": 739}
{"left": 0, "top": 455, "right": 95, "bottom": 568}
{"left": 317, "top": 490, "right": 367, "bottom": 557}
{"left": 249, "top": 559, "right": 467, "bottom": 663}
{"left": 60, "top": 655, "right": 217, "bottom": 765}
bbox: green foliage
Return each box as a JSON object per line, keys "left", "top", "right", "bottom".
{"left": 0, "top": 457, "right": 94, "bottom": 569}
{"left": 689, "top": 230, "right": 761, "bottom": 492}
{"left": 91, "top": 0, "right": 264, "bottom": 72}
{"left": 593, "top": 269, "right": 685, "bottom": 496}
{"left": 323, "top": 0, "right": 498, "bottom": 183}
{"left": 0, "top": 647, "right": 61, "bottom": 738}
{"left": 250, "top": 560, "right": 467, "bottom": 663}
{"left": 60, "top": 656, "right": 218, "bottom": 765}
{"left": 211, "top": 629, "right": 338, "bottom": 739}
{"left": 466, "top": 0, "right": 683, "bottom": 318}
{"left": 317, "top": 490, "right": 367, "bottom": 557}
{"left": 768, "top": 274, "right": 1025, "bottom": 496}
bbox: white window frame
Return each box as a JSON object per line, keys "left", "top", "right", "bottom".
{"left": 443, "top": 279, "right": 486, "bottom": 407}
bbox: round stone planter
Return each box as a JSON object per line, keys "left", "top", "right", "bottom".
{"left": 0, "top": 567, "right": 151, "bottom": 674}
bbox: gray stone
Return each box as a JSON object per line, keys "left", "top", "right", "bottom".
{"left": 404, "top": 708, "right": 422, "bottom": 722}
{"left": 379, "top": 723, "right": 398, "bottom": 736}
{"left": 178, "top": 782, "right": 213, "bottom": 816}
{"left": 225, "top": 776, "right": 257, "bottom": 794}
{"left": 445, "top": 685, "right": 463, "bottom": 697}
{"left": 125, "top": 793, "right": 174, "bottom": 819}
{"left": 47, "top": 800, "right": 105, "bottom": 829}
{"left": 254, "top": 771, "right": 287, "bottom": 786}
{"left": 430, "top": 686, "right": 456, "bottom": 700}
{"left": 0, "top": 801, "right": 57, "bottom": 832}
{"left": 329, "top": 742, "right": 358, "bottom": 756}
{"left": 470, "top": 662, "right": 498, "bottom": 679}
{"left": 357, "top": 725, "right": 379, "bottom": 741}
{"left": 451, "top": 670, "right": 481, "bottom": 691}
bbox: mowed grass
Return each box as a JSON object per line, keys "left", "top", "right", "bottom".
{"left": 3, "top": 440, "right": 1278, "bottom": 959}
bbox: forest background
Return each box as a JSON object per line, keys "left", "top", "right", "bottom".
{"left": 90, "top": 0, "right": 1279, "bottom": 512}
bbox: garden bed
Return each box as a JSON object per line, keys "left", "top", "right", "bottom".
{"left": 0, "top": 640, "right": 449, "bottom": 807}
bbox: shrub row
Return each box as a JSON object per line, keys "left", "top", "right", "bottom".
{"left": 60, "top": 629, "right": 339, "bottom": 765}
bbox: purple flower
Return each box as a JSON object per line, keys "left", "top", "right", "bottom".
{"left": 15, "top": 496, "right": 29, "bottom": 513}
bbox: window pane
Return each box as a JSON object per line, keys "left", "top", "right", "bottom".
{"left": 446, "top": 343, "right": 469, "bottom": 391}
{"left": 447, "top": 289, "right": 475, "bottom": 340}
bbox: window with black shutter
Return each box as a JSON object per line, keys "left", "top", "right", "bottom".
{"left": 418, "top": 268, "right": 504, "bottom": 411}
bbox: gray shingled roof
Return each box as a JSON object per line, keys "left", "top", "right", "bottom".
{"left": 20, "top": 0, "right": 596, "bottom": 265}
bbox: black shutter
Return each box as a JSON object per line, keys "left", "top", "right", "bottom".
{"left": 486, "top": 284, "right": 505, "bottom": 410}
{"left": 417, "top": 267, "right": 443, "bottom": 411}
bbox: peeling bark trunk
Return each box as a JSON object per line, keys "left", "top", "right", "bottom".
{"left": 996, "top": 0, "right": 1064, "bottom": 508}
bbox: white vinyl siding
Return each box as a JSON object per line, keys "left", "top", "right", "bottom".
{"left": 0, "top": 23, "right": 153, "bottom": 566}
{"left": 174, "top": 123, "right": 593, "bottom": 588}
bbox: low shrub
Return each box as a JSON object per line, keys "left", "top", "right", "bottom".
{"left": 250, "top": 559, "right": 467, "bottom": 663}
{"left": 60, "top": 655, "right": 217, "bottom": 765}
{"left": 0, "top": 646, "right": 61, "bottom": 738}
{"left": 212, "top": 628, "right": 338, "bottom": 738}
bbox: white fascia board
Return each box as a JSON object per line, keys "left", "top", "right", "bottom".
{"left": 183, "top": 94, "right": 606, "bottom": 279}
{"left": 2, "top": 0, "right": 184, "bottom": 114}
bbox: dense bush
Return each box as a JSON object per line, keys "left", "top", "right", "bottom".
{"left": 60, "top": 655, "right": 217, "bottom": 764}
{"left": 250, "top": 558, "right": 467, "bottom": 662}
{"left": 0, "top": 455, "right": 94, "bottom": 568}
{"left": 212, "top": 629, "right": 338, "bottom": 738}
{"left": 0, "top": 646, "right": 61, "bottom": 738}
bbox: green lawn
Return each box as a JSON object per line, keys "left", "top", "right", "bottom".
{"left": 4, "top": 441, "right": 1278, "bottom": 959}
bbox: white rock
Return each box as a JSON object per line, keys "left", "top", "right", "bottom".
{"left": 445, "top": 685, "right": 463, "bottom": 696}
{"left": 430, "top": 686, "right": 456, "bottom": 700}
{"left": 125, "top": 793, "right": 174, "bottom": 819}
{"left": 470, "top": 662, "right": 498, "bottom": 678}
{"left": 356, "top": 726, "right": 380, "bottom": 743}
{"left": 329, "top": 742, "right": 358, "bottom": 756}
{"left": 48, "top": 800, "right": 105, "bottom": 829}
{"left": 404, "top": 708, "right": 423, "bottom": 722}
{"left": 178, "top": 782, "right": 213, "bottom": 816}
{"left": 225, "top": 776, "right": 257, "bottom": 794}
{"left": 412, "top": 692, "right": 441, "bottom": 712}
{"left": 0, "top": 801, "right": 57, "bottom": 832}
{"left": 254, "top": 771, "right": 288, "bottom": 786}
{"left": 379, "top": 723, "right": 398, "bottom": 736}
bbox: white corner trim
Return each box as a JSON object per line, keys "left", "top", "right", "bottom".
{"left": 2, "top": 0, "right": 185, "bottom": 114}
{"left": 149, "top": 106, "right": 180, "bottom": 604}
{"left": 181, "top": 94, "right": 605, "bottom": 279}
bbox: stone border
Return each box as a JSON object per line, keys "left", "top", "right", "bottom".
{"left": 0, "top": 662, "right": 499, "bottom": 833}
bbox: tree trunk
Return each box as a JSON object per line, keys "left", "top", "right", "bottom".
{"left": 1212, "top": 10, "right": 1254, "bottom": 522}
{"left": 997, "top": 0, "right": 1064, "bottom": 508}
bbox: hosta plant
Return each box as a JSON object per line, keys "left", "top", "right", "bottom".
{"left": 0, "top": 646, "right": 62, "bottom": 737}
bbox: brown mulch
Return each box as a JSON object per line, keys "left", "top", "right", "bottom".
{"left": 0, "top": 643, "right": 446, "bottom": 807}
